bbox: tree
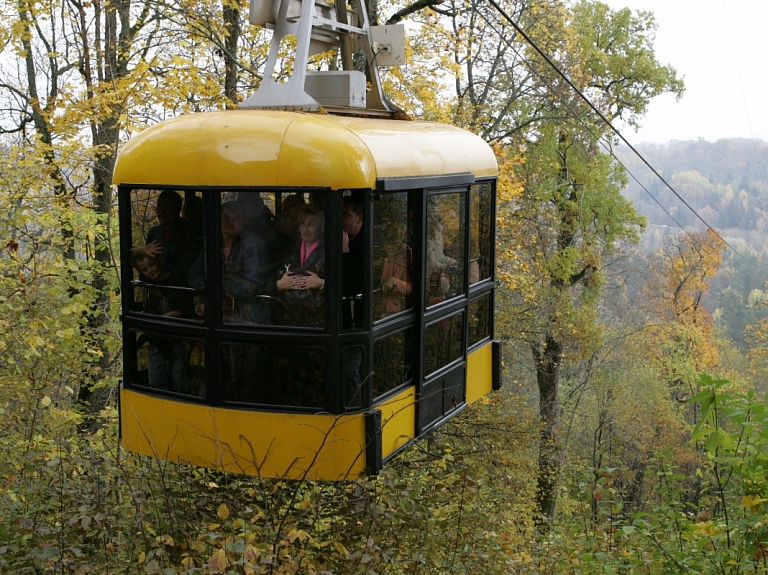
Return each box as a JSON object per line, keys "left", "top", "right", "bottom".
{"left": 381, "top": 1, "right": 681, "bottom": 522}
{"left": 496, "top": 0, "right": 682, "bottom": 523}
{"left": 0, "top": 0, "right": 271, "bottom": 419}
{"left": 640, "top": 229, "right": 725, "bottom": 405}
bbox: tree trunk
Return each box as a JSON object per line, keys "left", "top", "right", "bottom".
{"left": 73, "top": 0, "right": 132, "bottom": 422}
{"left": 532, "top": 334, "right": 563, "bottom": 525}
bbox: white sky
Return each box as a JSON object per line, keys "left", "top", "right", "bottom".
{"left": 599, "top": 0, "right": 768, "bottom": 144}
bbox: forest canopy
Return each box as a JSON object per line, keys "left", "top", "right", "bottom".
{"left": 2, "top": 0, "right": 768, "bottom": 572}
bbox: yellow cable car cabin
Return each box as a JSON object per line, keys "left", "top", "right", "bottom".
{"left": 113, "top": 0, "right": 500, "bottom": 481}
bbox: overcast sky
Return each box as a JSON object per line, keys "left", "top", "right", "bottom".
{"left": 599, "top": 0, "right": 768, "bottom": 145}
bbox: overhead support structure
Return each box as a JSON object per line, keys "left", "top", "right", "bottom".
{"left": 243, "top": 0, "right": 405, "bottom": 116}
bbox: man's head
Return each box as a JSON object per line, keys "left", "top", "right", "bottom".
{"left": 221, "top": 201, "right": 246, "bottom": 235}
{"left": 342, "top": 194, "right": 363, "bottom": 240}
{"left": 155, "top": 191, "right": 183, "bottom": 228}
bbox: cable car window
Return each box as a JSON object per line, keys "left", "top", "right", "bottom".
{"left": 373, "top": 328, "right": 413, "bottom": 399}
{"left": 220, "top": 343, "right": 326, "bottom": 407}
{"left": 130, "top": 329, "right": 205, "bottom": 398}
{"left": 426, "top": 192, "right": 466, "bottom": 307}
{"left": 468, "top": 293, "right": 492, "bottom": 348}
{"left": 373, "top": 192, "right": 413, "bottom": 321}
{"left": 129, "top": 189, "right": 203, "bottom": 319}
{"left": 272, "top": 194, "right": 327, "bottom": 328}
{"left": 424, "top": 311, "right": 465, "bottom": 376}
{"left": 190, "top": 194, "right": 269, "bottom": 325}
{"left": 221, "top": 343, "right": 325, "bottom": 408}
{"left": 470, "top": 182, "right": 494, "bottom": 285}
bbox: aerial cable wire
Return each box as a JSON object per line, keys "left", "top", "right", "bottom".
{"left": 485, "top": 0, "right": 746, "bottom": 261}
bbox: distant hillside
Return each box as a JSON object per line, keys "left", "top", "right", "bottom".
{"left": 612, "top": 138, "right": 768, "bottom": 350}
{"left": 614, "top": 138, "right": 768, "bottom": 253}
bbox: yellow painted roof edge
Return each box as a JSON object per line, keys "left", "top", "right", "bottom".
{"left": 113, "top": 111, "right": 497, "bottom": 189}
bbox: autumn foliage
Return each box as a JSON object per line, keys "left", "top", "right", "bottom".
{"left": 0, "top": 0, "right": 765, "bottom": 572}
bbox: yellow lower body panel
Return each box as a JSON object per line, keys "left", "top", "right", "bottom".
{"left": 120, "top": 387, "right": 368, "bottom": 481}
{"left": 378, "top": 386, "right": 416, "bottom": 460}
{"left": 466, "top": 342, "right": 494, "bottom": 404}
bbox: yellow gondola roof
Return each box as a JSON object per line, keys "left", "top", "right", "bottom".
{"left": 112, "top": 111, "right": 497, "bottom": 189}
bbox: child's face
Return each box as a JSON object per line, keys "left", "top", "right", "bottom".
{"left": 139, "top": 259, "right": 163, "bottom": 281}
{"left": 194, "top": 302, "right": 205, "bottom": 317}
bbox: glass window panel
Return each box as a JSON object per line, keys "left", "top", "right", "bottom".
{"left": 373, "top": 192, "right": 413, "bottom": 321}
{"left": 426, "top": 192, "right": 466, "bottom": 307}
{"left": 205, "top": 193, "right": 327, "bottom": 327}
{"left": 342, "top": 191, "right": 366, "bottom": 329}
{"left": 130, "top": 189, "right": 204, "bottom": 319}
{"left": 221, "top": 343, "right": 325, "bottom": 407}
{"left": 424, "top": 312, "right": 465, "bottom": 376}
{"left": 131, "top": 329, "right": 205, "bottom": 398}
{"left": 468, "top": 293, "right": 492, "bottom": 347}
{"left": 373, "top": 328, "right": 413, "bottom": 398}
{"left": 343, "top": 345, "right": 365, "bottom": 409}
{"left": 271, "top": 194, "right": 327, "bottom": 327}
{"left": 470, "top": 182, "right": 493, "bottom": 284}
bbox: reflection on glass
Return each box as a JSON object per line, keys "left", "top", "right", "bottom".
{"left": 426, "top": 192, "right": 465, "bottom": 306}
{"left": 470, "top": 182, "right": 493, "bottom": 284}
{"left": 373, "top": 193, "right": 413, "bottom": 321}
{"left": 373, "top": 329, "right": 413, "bottom": 398}
{"left": 221, "top": 343, "right": 325, "bottom": 407}
{"left": 424, "top": 312, "right": 465, "bottom": 375}
{"left": 132, "top": 330, "right": 206, "bottom": 398}
{"left": 129, "top": 189, "right": 204, "bottom": 318}
{"left": 468, "top": 294, "right": 492, "bottom": 347}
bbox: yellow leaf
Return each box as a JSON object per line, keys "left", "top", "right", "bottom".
{"left": 742, "top": 495, "right": 766, "bottom": 511}
{"left": 208, "top": 548, "right": 227, "bottom": 573}
{"left": 217, "top": 503, "right": 230, "bottom": 520}
{"left": 692, "top": 521, "right": 722, "bottom": 536}
{"left": 298, "top": 498, "right": 312, "bottom": 510}
{"left": 138, "top": 551, "right": 145, "bottom": 563}
{"left": 40, "top": 396, "right": 52, "bottom": 408}
{"left": 243, "top": 545, "right": 260, "bottom": 562}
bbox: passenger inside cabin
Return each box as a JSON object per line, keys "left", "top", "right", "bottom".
{"left": 342, "top": 193, "right": 365, "bottom": 329}
{"left": 182, "top": 195, "right": 204, "bottom": 249}
{"left": 188, "top": 201, "right": 268, "bottom": 401}
{"left": 271, "top": 195, "right": 301, "bottom": 259}
{"left": 275, "top": 204, "right": 325, "bottom": 327}
{"left": 133, "top": 190, "right": 199, "bottom": 286}
{"left": 276, "top": 194, "right": 305, "bottom": 240}
{"left": 188, "top": 201, "right": 269, "bottom": 324}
